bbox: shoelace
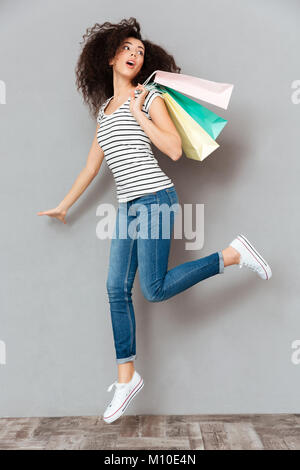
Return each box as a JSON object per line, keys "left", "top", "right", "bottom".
{"left": 106, "top": 381, "right": 129, "bottom": 408}
{"left": 107, "top": 381, "right": 119, "bottom": 392}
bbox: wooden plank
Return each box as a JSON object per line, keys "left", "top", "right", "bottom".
{"left": 116, "top": 437, "right": 190, "bottom": 450}
{"left": 199, "top": 422, "right": 230, "bottom": 450}
{"left": 166, "top": 415, "right": 189, "bottom": 437}
{"left": 140, "top": 415, "right": 166, "bottom": 437}
{"left": 119, "top": 415, "right": 140, "bottom": 437}
{"left": 224, "top": 422, "right": 264, "bottom": 450}
{"left": 187, "top": 422, "right": 204, "bottom": 450}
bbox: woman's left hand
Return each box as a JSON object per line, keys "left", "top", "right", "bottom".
{"left": 129, "top": 83, "right": 148, "bottom": 118}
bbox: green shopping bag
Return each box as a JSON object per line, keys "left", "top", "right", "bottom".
{"left": 144, "top": 82, "right": 227, "bottom": 140}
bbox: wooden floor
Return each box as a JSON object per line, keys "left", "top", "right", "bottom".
{"left": 0, "top": 414, "right": 299, "bottom": 450}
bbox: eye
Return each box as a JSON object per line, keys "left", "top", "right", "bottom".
{"left": 123, "top": 45, "right": 144, "bottom": 56}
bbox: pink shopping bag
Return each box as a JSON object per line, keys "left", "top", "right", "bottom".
{"left": 143, "top": 70, "right": 234, "bottom": 110}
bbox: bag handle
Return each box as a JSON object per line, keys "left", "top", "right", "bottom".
{"left": 142, "top": 70, "right": 159, "bottom": 86}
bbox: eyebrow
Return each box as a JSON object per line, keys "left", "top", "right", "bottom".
{"left": 123, "top": 41, "right": 145, "bottom": 51}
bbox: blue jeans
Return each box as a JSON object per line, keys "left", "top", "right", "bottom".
{"left": 106, "top": 186, "right": 224, "bottom": 364}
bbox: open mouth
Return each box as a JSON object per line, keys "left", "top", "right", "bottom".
{"left": 126, "top": 60, "right": 135, "bottom": 68}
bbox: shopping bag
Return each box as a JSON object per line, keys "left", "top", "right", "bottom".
{"left": 143, "top": 70, "right": 234, "bottom": 109}
{"left": 164, "top": 85, "right": 227, "bottom": 139}
{"left": 162, "top": 91, "right": 220, "bottom": 161}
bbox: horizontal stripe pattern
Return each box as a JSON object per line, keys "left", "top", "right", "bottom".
{"left": 97, "top": 89, "right": 174, "bottom": 203}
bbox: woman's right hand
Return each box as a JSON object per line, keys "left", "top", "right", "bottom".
{"left": 37, "top": 205, "right": 68, "bottom": 224}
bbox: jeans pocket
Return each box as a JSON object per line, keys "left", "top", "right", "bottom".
{"left": 166, "top": 188, "right": 179, "bottom": 209}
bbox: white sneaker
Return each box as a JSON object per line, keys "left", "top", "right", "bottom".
{"left": 103, "top": 370, "right": 144, "bottom": 424}
{"left": 230, "top": 234, "right": 272, "bottom": 280}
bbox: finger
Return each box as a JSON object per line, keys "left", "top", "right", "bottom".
{"left": 140, "top": 87, "right": 148, "bottom": 96}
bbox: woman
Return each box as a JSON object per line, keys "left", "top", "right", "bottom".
{"left": 37, "top": 18, "right": 272, "bottom": 424}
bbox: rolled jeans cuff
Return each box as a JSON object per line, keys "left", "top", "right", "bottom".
{"left": 218, "top": 250, "right": 224, "bottom": 274}
{"left": 116, "top": 354, "right": 137, "bottom": 365}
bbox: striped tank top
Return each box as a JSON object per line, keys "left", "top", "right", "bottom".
{"left": 96, "top": 88, "right": 174, "bottom": 203}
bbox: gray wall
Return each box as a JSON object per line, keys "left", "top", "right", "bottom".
{"left": 0, "top": 0, "right": 299, "bottom": 417}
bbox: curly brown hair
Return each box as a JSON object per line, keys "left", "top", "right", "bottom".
{"left": 75, "top": 17, "right": 181, "bottom": 119}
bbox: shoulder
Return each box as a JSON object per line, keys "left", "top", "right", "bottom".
{"left": 143, "top": 88, "right": 164, "bottom": 115}
{"left": 97, "top": 97, "right": 111, "bottom": 123}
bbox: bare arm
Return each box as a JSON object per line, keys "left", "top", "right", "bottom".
{"left": 57, "top": 123, "right": 104, "bottom": 211}
{"left": 133, "top": 95, "right": 182, "bottom": 161}
{"left": 37, "top": 123, "right": 104, "bottom": 223}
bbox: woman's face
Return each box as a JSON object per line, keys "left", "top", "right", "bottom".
{"left": 110, "top": 37, "right": 145, "bottom": 81}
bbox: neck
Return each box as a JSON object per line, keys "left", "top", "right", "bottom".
{"left": 111, "top": 75, "right": 136, "bottom": 100}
